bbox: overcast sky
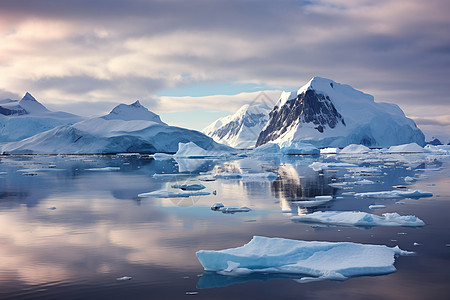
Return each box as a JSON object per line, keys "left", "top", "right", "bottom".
{"left": 0, "top": 0, "right": 449, "bottom": 140}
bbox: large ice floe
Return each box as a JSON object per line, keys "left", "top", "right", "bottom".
{"left": 291, "top": 211, "right": 425, "bottom": 227}
{"left": 355, "top": 190, "right": 433, "bottom": 199}
{"left": 196, "top": 236, "right": 413, "bottom": 283}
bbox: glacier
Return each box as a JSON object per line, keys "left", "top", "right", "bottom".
{"left": 196, "top": 236, "right": 412, "bottom": 281}
{"left": 255, "top": 77, "right": 425, "bottom": 148}
{"left": 1, "top": 101, "right": 232, "bottom": 155}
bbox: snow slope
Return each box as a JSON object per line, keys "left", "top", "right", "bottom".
{"left": 256, "top": 77, "right": 425, "bottom": 148}
{"left": 1, "top": 101, "right": 233, "bottom": 155}
{"left": 202, "top": 102, "right": 270, "bottom": 149}
{"left": 0, "top": 93, "right": 83, "bottom": 142}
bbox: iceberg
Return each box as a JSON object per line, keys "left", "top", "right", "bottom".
{"left": 355, "top": 190, "right": 433, "bottom": 199}
{"left": 174, "top": 142, "right": 233, "bottom": 158}
{"left": 291, "top": 211, "right": 425, "bottom": 227}
{"left": 387, "top": 143, "right": 426, "bottom": 153}
{"left": 340, "top": 144, "right": 371, "bottom": 154}
{"left": 279, "top": 142, "right": 320, "bottom": 155}
{"left": 196, "top": 236, "right": 413, "bottom": 282}
{"left": 1, "top": 101, "right": 231, "bottom": 155}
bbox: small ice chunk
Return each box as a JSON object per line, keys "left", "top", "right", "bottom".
{"left": 222, "top": 207, "right": 252, "bottom": 214}
{"left": 153, "top": 153, "right": 173, "bottom": 160}
{"left": 86, "top": 167, "right": 120, "bottom": 171}
{"left": 369, "top": 205, "right": 386, "bottom": 209}
{"left": 315, "top": 196, "right": 333, "bottom": 201}
{"left": 198, "top": 175, "right": 216, "bottom": 181}
{"left": 340, "top": 144, "right": 371, "bottom": 154}
{"left": 413, "top": 242, "right": 421, "bottom": 246}
{"left": 404, "top": 176, "right": 416, "bottom": 183}
{"left": 171, "top": 183, "right": 206, "bottom": 191}
{"left": 138, "top": 190, "right": 210, "bottom": 198}
{"left": 291, "top": 211, "right": 425, "bottom": 227}
{"left": 211, "top": 203, "right": 224, "bottom": 211}
{"left": 309, "top": 162, "right": 356, "bottom": 172}
{"left": 186, "top": 291, "right": 199, "bottom": 295}
{"left": 116, "top": 276, "right": 132, "bottom": 281}
{"left": 48, "top": 207, "right": 57, "bottom": 210}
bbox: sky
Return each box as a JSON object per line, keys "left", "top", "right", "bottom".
{"left": 0, "top": 0, "right": 449, "bottom": 141}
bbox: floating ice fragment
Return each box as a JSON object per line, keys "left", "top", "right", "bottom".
{"left": 171, "top": 183, "right": 206, "bottom": 191}
{"left": 315, "top": 196, "right": 333, "bottom": 201}
{"left": 413, "top": 242, "right": 421, "bottom": 246}
{"left": 355, "top": 190, "right": 433, "bottom": 199}
{"left": 404, "top": 176, "right": 416, "bottom": 183}
{"left": 222, "top": 207, "right": 252, "bottom": 214}
{"left": 198, "top": 175, "right": 216, "bottom": 181}
{"left": 86, "top": 167, "right": 120, "bottom": 171}
{"left": 329, "top": 179, "right": 375, "bottom": 188}
{"left": 196, "top": 236, "right": 413, "bottom": 282}
{"left": 116, "top": 276, "right": 132, "bottom": 281}
{"left": 138, "top": 190, "right": 210, "bottom": 198}
{"left": 185, "top": 291, "right": 199, "bottom": 295}
{"left": 211, "top": 203, "right": 224, "bottom": 211}
{"left": 309, "top": 162, "right": 356, "bottom": 172}
{"left": 369, "top": 205, "right": 386, "bottom": 209}
{"left": 48, "top": 207, "right": 57, "bottom": 210}
{"left": 291, "top": 211, "right": 425, "bottom": 227}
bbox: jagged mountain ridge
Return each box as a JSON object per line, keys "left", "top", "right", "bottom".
{"left": 202, "top": 102, "right": 270, "bottom": 149}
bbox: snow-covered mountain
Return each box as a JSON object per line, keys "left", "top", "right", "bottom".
{"left": 202, "top": 103, "right": 270, "bottom": 149}
{"left": 256, "top": 77, "right": 425, "bottom": 148}
{"left": 0, "top": 93, "right": 83, "bottom": 142}
{"left": 1, "top": 101, "right": 233, "bottom": 155}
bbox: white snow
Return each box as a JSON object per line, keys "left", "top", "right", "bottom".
{"left": 202, "top": 102, "right": 271, "bottom": 149}
{"left": 340, "top": 144, "right": 371, "bottom": 154}
{"left": 387, "top": 143, "right": 426, "bottom": 153}
{"left": 355, "top": 190, "right": 433, "bottom": 199}
{"left": 309, "top": 162, "right": 357, "bottom": 172}
{"left": 85, "top": 167, "right": 121, "bottom": 171}
{"left": 279, "top": 142, "right": 320, "bottom": 155}
{"left": 291, "top": 211, "right": 425, "bottom": 227}
{"left": 174, "top": 142, "right": 232, "bottom": 158}
{"left": 138, "top": 190, "right": 211, "bottom": 198}
{"left": 196, "top": 236, "right": 413, "bottom": 280}
{"left": 369, "top": 205, "right": 387, "bottom": 209}
{"left": 171, "top": 183, "right": 206, "bottom": 191}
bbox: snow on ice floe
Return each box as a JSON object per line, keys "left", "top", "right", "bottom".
{"left": 387, "top": 143, "right": 426, "bottom": 153}
{"left": 279, "top": 142, "right": 320, "bottom": 155}
{"left": 291, "top": 211, "right": 425, "bottom": 227}
{"left": 329, "top": 179, "right": 374, "bottom": 188}
{"left": 171, "top": 183, "right": 206, "bottom": 191}
{"left": 196, "top": 236, "right": 413, "bottom": 282}
{"left": 340, "top": 144, "right": 371, "bottom": 154}
{"left": 369, "top": 205, "right": 386, "bottom": 209}
{"left": 214, "top": 172, "right": 277, "bottom": 181}
{"left": 85, "top": 167, "right": 120, "bottom": 171}
{"left": 309, "top": 162, "right": 357, "bottom": 172}
{"left": 355, "top": 190, "right": 433, "bottom": 199}
{"left": 138, "top": 190, "right": 210, "bottom": 198}
{"left": 175, "top": 142, "right": 233, "bottom": 158}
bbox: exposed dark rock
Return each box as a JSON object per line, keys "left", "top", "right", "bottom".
{"left": 256, "top": 90, "right": 344, "bottom": 147}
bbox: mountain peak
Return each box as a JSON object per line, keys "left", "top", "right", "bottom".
{"left": 18, "top": 92, "right": 49, "bottom": 114}
{"left": 102, "top": 101, "right": 166, "bottom": 124}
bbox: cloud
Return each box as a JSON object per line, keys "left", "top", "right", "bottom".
{"left": 411, "top": 115, "right": 450, "bottom": 126}
{"left": 0, "top": 0, "right": 449, "bottom": 126}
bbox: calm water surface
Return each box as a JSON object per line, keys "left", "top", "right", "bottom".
{"left": 0, "top": 153, "right": 449, "bottom": 299}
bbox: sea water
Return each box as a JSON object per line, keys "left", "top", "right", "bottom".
{"left": 0, "top": 153, "right": 449, "bottom": 299}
